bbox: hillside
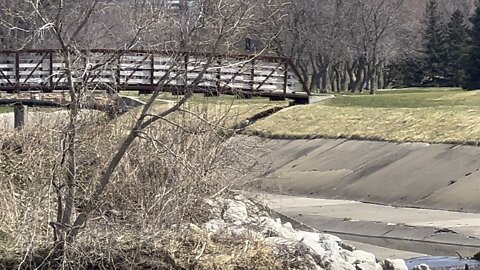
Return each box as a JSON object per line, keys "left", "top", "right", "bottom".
{"left": 249, "top": 88, "right": 480, "bottom": 144}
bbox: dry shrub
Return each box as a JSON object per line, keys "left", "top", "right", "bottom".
{"left": 0, "top": 104, "right": 278, "bottom": 269}
{"left": 0, "top": 110, "right": 68, "bottom": 253}
{"left": 2, "top": 227, "right": 282, "bottom": 269}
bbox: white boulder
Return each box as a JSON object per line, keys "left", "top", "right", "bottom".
{"left": 353, "top": 250, "right": 378, "bottom": 264}
{"left": 356, "top": 261, "right": 383, "bottom": 270}
{"left": 328, "top": 260, "right": 357, "bottom": 270}
{"left": 384, "top": 259, "right": 408, "bottom": 270}
{"left": 413, "top": 264, "right": 430, "bottom": 270}
{"left": 204, "top": 195, "right": 388, "bottom": 270}
{"left": 204, "top": 219, "right": 227, "bottom": 234}
{"left": 223, "top": 199, "right": 248, "bottom": 223}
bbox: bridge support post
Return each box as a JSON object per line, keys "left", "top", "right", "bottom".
{"left": 14, "top": 104, "right": 27, "bottom": 129}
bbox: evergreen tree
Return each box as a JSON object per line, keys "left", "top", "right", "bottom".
{"left": 422, "top": 0, "right": 448, "bottom": 86}
{"left": 386, "top": 58, "right": 424, "bottom": 87}
{"left": 445, "top": 10, "right": 469, "bottom": 86}
{"left": 463, "top": 1, "right": 480, "bottom": 90}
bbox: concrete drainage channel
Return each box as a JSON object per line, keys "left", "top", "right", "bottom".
{"left": 232, "top": 135, "right": 480, "bottom": 265}
{"left": 330, "top": 229, "right": 480, "bottom": 258}
{"left": 260, "top": 193, "right": 480, "bottom": 259}
{"left": 110, "top": 98, "right": 480, "bottom": 263}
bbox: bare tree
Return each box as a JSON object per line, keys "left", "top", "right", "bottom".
{"left": 268, "top": 0, "right": 417, "bottom": 93}
{"left": 1, "top": 0, "right": 272, "bottom": 263}
{"left": 346, "top": 0, "right": 406, "bottom": 93}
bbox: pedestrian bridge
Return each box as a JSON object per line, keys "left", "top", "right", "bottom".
{"left": 0, "top": 49, "right": 311, "bottom": 104}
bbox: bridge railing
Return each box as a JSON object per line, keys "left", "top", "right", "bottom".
{"left": 0, "top": 49, "right": 310, "bottom": 97}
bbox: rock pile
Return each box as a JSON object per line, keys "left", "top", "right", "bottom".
{"left": 204, "top": 194, "right": 409, "bottom": 270}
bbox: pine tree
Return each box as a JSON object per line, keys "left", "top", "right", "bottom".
{"left": 422, "top": 0, "right": 448, "bottom": 85}
{"left": 386, "top": 58, "right": 424, "bottom": 87}
{"left": 463, "top": 1, "right": 480, "bottom": 90}
{"left": 445, "top": 9, "right": 469, "bottom": 86}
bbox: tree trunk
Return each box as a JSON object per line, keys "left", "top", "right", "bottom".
{"left": 347, "top": 64, "right": 355, "bottom": 91}
{"left": 352, "top": 62, "right": 364, "bottom": 92}
{"left": 334, "top": 66, "right": 341, "bottom": 92}
{"left": 320, "top": 66, "right": 330, "bottom": 93}
{"left": 363, "top": 64, "right": 373, "bottom": 93}
{"left": 59, "top": 51, "right": 78, "bottom": 243}
{"left": 369, "top": 66, "right": 376, "bottom": 94}
{"left": 369, "top": 61, "right": 379, "bottom": 95}
{"left": 310, "top": 70, "right": 321, "bottom": 93}
{"left": 298, "top": 63, "right": 310, "bottom": 91}
{"left": 341, "top": 64, "right": 348, "bottom": 92}
{"left": 378, "top": 65, "right": 385, "bottom": 90}
{"left": 330, "top": 72, "right": 336, "bottom": 93}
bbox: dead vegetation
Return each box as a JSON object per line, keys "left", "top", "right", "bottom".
{"left": 1, "top": 228, "right": 283, "bottom": 269}
{"left": 0, "top": 103, "right": 289, "bottom": 269}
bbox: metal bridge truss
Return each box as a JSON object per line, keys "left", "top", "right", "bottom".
{"left": 0, "top": 49, "right": 310, "bottom": 102}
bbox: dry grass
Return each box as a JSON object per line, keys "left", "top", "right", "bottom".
{"left": 249, "top": 89, "right": 480, "bottom": 144}
{"left": 1, "top": 227, "right": 282, "bottom": 269}
{"left": 0, "top": 99, "right": 291, "bottom": 269}
{"left": 124, "top": 98, "right": 287, "bottom": 132}
{"left": 176, "top": 101, "right": 286, "bottom": 128}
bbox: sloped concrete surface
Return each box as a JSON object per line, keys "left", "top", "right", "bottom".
{"left": 239, "top": 136, "right": 480, "bottom": 213}
{"left": 261, "top": 193, "right": 480, "bottom": 257}
{"left": 235, "top": 135, "right": 480, "bottom": 257}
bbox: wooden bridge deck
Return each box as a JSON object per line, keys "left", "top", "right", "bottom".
{"left": 0, "top": 49, "right": 310, "bottom": 104}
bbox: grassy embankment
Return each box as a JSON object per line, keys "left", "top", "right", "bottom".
{"left": 124, "top": 92, "right": 288, "bottom": 127}
{"left": 249, "top": 88, "right": 480, "bottom": 144}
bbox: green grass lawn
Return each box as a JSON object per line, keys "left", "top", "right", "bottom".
{"left": 0, "top": 107, "right": 13, "bottom": 114}
{"left": 326, "top": 88, "right": 477, "bottom": 108}
{"left": 249, "top": 88, "right": 480, "bottom": 144}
